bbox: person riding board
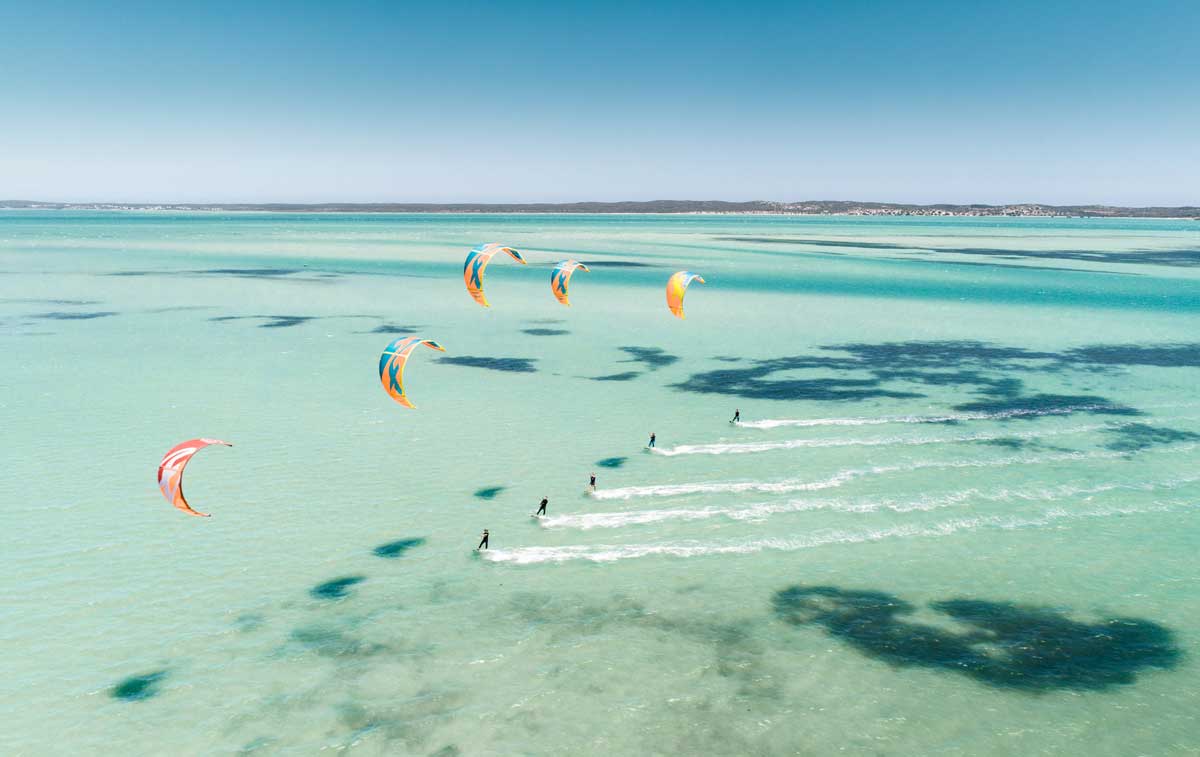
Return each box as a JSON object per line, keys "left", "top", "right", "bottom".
{"left": 536, "top": 497, "right": 548, "bottom": 516}
{"left": 731, "top": 409, "right": 740, "bottom": 423}
{"left": 648, "top": 432, "right": 656, "bottom": 448}
{"left": 589, "top": 473, "right": 597, "bottom": 491}
{"left": 477, "top": 529, "right": 489, "bottom": 550}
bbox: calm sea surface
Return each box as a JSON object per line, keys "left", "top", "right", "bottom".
{"left": 2, "top": 211, "right": 1199, "bottom": 755}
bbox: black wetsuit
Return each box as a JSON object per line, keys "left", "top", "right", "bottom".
{"left": 477, "top": 532, "right": 489, "bottom": 549}
{"left": 589, "top": 475, "right": 596, "bottom": 488}
{"left": 649, "top": 434, "right": 656, "bottom": 447}
{"left": 732, "top": 410, "right": 740, "bottom": 422}
{"left": 537, "top": 498, "right": 548, "bottom": 516}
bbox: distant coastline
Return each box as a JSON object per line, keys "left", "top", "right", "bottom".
{"left": 2, "top": 199, "right": 1198, "bottom": 218}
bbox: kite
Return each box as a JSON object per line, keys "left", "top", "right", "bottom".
{"left": 666, "top": 271, "right": 705, "bottom": 319}
{"left": 550, "top": 260, "right": 590, "bottom": 306}
{"left": 157, "top": 438, "right": 232, "bottom": 517}
{"left": 463, "top": 243, "right": 526, "bottom": 307}
{"left": 379, "top": 336, "right": 446, "bottom": 408}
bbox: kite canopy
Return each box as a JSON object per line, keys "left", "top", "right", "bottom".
{"left": 550, "top": 260, "right": 590, "bottom": 306}
{"left": 463, "top": 243, "right": 527, "bottom": 307}
{"left": 666, "top": 271, "right": 705, "bottom": 319}
{"left": 157, "top": 438, "right": 232, "bottom": 517}
{"left": 379, "top": 336, "right": 446, "bottom": 409}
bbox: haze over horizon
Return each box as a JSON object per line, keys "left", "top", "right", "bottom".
{"left": 2, "top": 1, "right": 1197, "bottom": 205}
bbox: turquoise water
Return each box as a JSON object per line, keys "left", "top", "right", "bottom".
{"left": 2, "top": 211, "right": 1199, "bottom": 755}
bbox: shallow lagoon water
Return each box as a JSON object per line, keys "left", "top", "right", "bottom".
{"left": 2, "top": 211, "right": 1199, "bottom": 754}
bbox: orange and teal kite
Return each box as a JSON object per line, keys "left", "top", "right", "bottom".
{"left": 463, "top": 243, "right": 526, "bottom": 307}
{"left": 379, "top": 336, "right": 445, "bottom": 409}
{"left": 666, "top": 271, "right": 705, "bottom": 319}
{"left": 157, "top": 438, "right": 232, "bottom": 517}
{"left": 550, "top": 260, "right": 589, "bottom": 306}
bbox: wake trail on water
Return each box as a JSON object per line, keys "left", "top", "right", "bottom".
{"left": 486, "top": 502, "right": 1189, "bottom": 564}
{"left": 594, "top": 447, "right": 1151, "bottom": 502}
{"left": 543, "top": 474, "right": 1200, "bottom": 530}
{"left": 650, "top": 422, "right": 1124, "bottom": 457}
{"left": 736, "top": 402, "right": 1199, "bottom": 430}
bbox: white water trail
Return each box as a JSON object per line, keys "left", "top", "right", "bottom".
{"left": 594, "top": 447, "right": 1140, "bottom": 502}
{"left": 486, "top": 502, "right": 1186, "bottom": 565}
{"left": 650, "top": 422, "right": 1118, "bottom": 457}
{"left": 736, "top": 402, "right": 1198, "bottom": 430}
{"left": 545, "top": 474, "right": 1200, "bottom": 530}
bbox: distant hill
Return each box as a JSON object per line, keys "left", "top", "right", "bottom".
{"left": 2, "top": 199, "right": 1197, "bottom": 218}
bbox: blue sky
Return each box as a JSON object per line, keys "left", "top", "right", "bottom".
{"left": 1, "top": 1, "right": 1197, "bottom": 204}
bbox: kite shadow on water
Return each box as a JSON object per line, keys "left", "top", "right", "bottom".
{"left": 772, "top": 585, "right": 1180, "bottom": 692}
{"left": 111, "top": 670, "right": 168, "bottom": 701}
{"left": 373, "top": 537, "right": 426, "bottom": 558}
{"left": 310, "top": 576, "right": 366, "bottom": 600}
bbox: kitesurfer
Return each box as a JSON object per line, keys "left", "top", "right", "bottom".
{"left": 648, "top": 432, "right": 656, "bottom": 448}
{"left": 536, "top": 497, "right": 548, "bottom": 516}
{"left": 589, "top": 473, "right": 597, "bottom": 491}
{"left": 731, "top": 409, "right": 740, "bottom": 423}
{"left": 477, "top": 529, "right": 489, "bottom": 550}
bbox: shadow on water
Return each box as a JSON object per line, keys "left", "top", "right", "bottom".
{"left": 363, "top": 323, "right": 421, "bottom": 335}
{"left": 473, "top": 486, "right": 506, "bottom": 500}
{"left": 111, "top": 670, "right": 167, "bottom": 701}
{"left": 772, "top": 585, "right": 1180, "bottom": 692}
{"left": 32, "top": 310, "right": 117, "bottom": 320}
{"left": 521, "top": 328, "right": 570, "bottom": 336}
{"left": 311, "top": 576, "right": 366, "bottom": 600}
{"left": 437, "top": 356, "right": 537, "bottom": 373}
{"left": 373, "top": 537, "right": 426, "bottom": 558}
{"left": 211, "top": 314, "right": 315, "bottom": 329}
{"left": 1103, "top": 423, "right": 1200, "bottom": 452}
{"left": 589, "top": 371, "right": 642, "bottom": 382}
{"left": 595, "top": 456, "right": 627, "bottom": 468}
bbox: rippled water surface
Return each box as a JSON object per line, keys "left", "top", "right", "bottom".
{"left": 2, "top": 212, "right": 1199, "bottom": 754}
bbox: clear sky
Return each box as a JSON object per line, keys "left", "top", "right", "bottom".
{"left": 1, "top": 0, "right": 1197, "bottom": 205}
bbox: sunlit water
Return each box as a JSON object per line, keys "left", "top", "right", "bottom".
{"left": 2, "top": 211, "right": 1199, "bottom": 755}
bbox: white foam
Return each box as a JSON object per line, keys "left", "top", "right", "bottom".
{"left": 544, "top": 474, "right": 1200, "bottom": 530}
{"left": 651, "top": 422, "right": 1116, "bottom": 456}
{"left": 485, "top": 503, "right": 1185, "bottom": 565}
{"left": 736, "top": 402, "right": 1199, "bottom": 430}
{"left": 593, "top": 447, "right": 1136, "bottom": 503}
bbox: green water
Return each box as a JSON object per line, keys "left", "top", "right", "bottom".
{"left": 2, "top": 211, "right": 1199, "bottom": 755}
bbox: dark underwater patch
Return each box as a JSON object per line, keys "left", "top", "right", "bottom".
{"left": 670, "top": 340, "right": 1154, "bottom": 411}
{"left": 975, "top": 437, "right": 1028, "bottom": 449}
{"left": 773, "top": 585, "right": 1179, "bottom": 692}
{"left": 32, "top": 310, "right": 117, "bottom": 320}
{"left": 595, "top": 456, "right": 627, "bottom": 468}
{"left": 437, "top": 356, "right": 537, "bottom": 373}
{"left": 716, "top": 237, "right": 1200, "bottom": 268}
{"left": 310, "top": 575, "right": 366, "bottom": 600}
{"left": 111, "top": 670, "right": 167, "bottom": 701}
{"left": 1103, "top": 423, "right": 1200, "bottom": 452}
{"left": 619, "top": 346, "right": 679, "bottom": 370}
{"left": 1063, "top": 344, "right": 1200, "bottom": 368}
{"left": 290, "top": 624, "right": 386, "bottom": 657}
{"left": 473, "top": 486, "right": 506, "bottom": 500}
{"left": 590, "top": 371, "right": 642, "bottom": 382}
{"left": 953, "top": 393, "right": 1140, "bottom": 418}
{"left": 365, "top": 323, "right": 420, "bottom": 335}
{"left": 373, "top": 537, "right": 426, "bottom": 558}
{"left": 521, "top": 328, "right": 570, "bottom": 336}
{"left": 211, "top": 314, "right": 315, "bottom": 329}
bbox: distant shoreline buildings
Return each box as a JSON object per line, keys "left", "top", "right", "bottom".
{"left": 2, "top": 200, "right": 1197, "bottom": 218}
